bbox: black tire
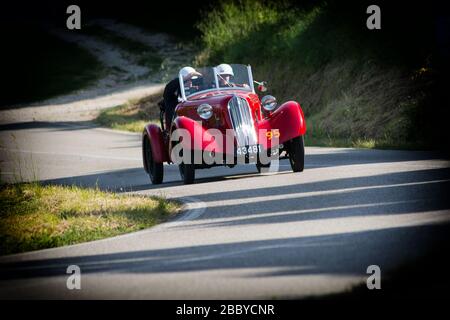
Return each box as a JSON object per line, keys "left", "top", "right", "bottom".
{"left": 144, "top": 137, "right": 164, "bottom": 184}
{"left": 178, "top": 149, "right": 195, "bottom": 184}
{"left": 256, "top": 160, "right": 271, "bottom": 173}
{"left": 256, "top": 149, "right": 271, "bottom": 173}
{"left": 288, "top": 136, "right": 305, "bottom": 172}
{"left": 179, "top": 162, "right": 195, "bottom": 184}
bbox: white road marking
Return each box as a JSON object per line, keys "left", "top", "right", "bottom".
{"left": 150, "top": 197, "right": 207, "bottom": 231}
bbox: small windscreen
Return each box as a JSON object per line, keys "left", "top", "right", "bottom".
{"left": 179, "top": 64, "right": 253, "bottom": 99}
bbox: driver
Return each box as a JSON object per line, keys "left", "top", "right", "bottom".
{"left": 216, "top": 63, "right": 249, "bottom": 88}
{"left": 162, "top": 66, "right": 202, "bottom": 127}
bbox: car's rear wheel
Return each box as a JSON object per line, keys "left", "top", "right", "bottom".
{"left": 144, "top": 137, "right": 164, "bottom": 184}
{"left": 288, "top": 136, "right": 305, "bottom": 172}
{"left": 178, "top": 149, "right": 195, "bottom": 184}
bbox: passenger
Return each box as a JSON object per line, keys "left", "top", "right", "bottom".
{"left": 216, "top": 64, "right": 249, "bottom": 88}
{"left": 162, "top": 66, "right": 202, "bottom": 127}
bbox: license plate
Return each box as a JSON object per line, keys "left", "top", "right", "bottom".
{"left": 236, "top": 144, "right": 261, "bottom": 156}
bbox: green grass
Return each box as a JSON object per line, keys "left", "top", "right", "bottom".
{"left": 82, "top": 24, "right": 163, "bottom": 72}
{"left": 304, "top": 111, "right": 429, "bottom": 150}
{"left": 0, "top": 183, "right": 181, "bottom": 255}
{"left": 3, "top": 25, "right": 105, "bottom": 108}
{"left": 95, "top": 91, "right": 163, "bottom": 133}
{"left": 194, "top": 0, "right": 436, "bottom": 150}
{"left": 96, "top": 106, "right": 151, "bottom": 133}
{"left": 304, "top": 134, "right": 427, "bottom": 150}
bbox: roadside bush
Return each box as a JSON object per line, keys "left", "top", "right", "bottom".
{"left": 195, "top": 0, "right": 436, "bottom": 149}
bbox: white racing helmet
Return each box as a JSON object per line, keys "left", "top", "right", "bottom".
{"left": 216, "top": 63, "right": 234, "bottom": 77}
{"left": 180, "top": 66, "right": 202, "bottom": 81}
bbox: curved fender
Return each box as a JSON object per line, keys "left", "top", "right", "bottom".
{"left": 172, "top": 116, "right": 224, "bottom": 152}
{"left": 258, "top": 101, "right": 306, "bottom": 149}
{"left": 143, "top": 124, "right": 169, "bottom": 166}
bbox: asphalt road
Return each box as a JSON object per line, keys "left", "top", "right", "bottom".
{"left": 1, "top": 121, "right": 449, "bottom": 299}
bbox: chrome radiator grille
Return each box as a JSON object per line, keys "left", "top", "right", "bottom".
{"left": 227, "top": 95, "right": 257, "bottom": 147}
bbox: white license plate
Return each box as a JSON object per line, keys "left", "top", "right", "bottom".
{"left": 236, "top": 145, "right": 261, "bottom": 156}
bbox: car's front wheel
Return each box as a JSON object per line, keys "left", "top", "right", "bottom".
{"left": 256, "top": 161, "right": 271, "bottom": 173}
{"left": 256, "top": 149, "right": 272, "bottom": 173}
{"left": 144, "top": 137, "right": 164, "bottom": 184}
{"left": 256, "top": 157, "right": 271, "bottom": 173}
{"left": 179, "top": 162, "right": 195, "bottom": 184}
{"left": 288, "top": 136, "right": 305, "bottom": 172}
{"left": 178, "top": 149, "right": 195, "bottom": 184}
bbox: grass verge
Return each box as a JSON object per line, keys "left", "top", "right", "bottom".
{"left": 95, "top": 90, "right": 163, "bottom": 133}
{"left": 193, "top": 0, "right": 438, "bottom": 150}
{"left": 0, "top": 183, "right": 181, "bottom": 255}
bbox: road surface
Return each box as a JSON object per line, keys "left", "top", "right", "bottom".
{"left": 1, "top": 121, "right": 449, "bottom": 299}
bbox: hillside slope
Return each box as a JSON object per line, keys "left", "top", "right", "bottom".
{"left": 195, "top": 0, "right": 447, "bottom": 150}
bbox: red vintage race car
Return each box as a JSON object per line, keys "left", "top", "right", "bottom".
{"left": 142, "top": 64, "right": 306, "bottom": 184}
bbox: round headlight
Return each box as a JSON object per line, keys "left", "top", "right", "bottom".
{"left": 197, "top": 104, "right": 213, "bottom": 120}
{"left": 261, "top": 95, "right": 277, "bottom": 112}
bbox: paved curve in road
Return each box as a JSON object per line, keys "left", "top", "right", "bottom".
{"left": 0, "top": 121, "right": 449, "bottom": 299}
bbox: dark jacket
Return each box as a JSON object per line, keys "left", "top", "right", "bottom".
{"left": 163, "top": 77, "right": 181, "bottom": 126}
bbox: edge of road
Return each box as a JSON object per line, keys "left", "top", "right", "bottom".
{"left": 0, "top": 120, "right": 142, "bottom": 136}
{"left": 0, "top": 197, "right": 207, "bottom": 261}
{"left": 94, "top": 126, "right": 141, "bottom": 136}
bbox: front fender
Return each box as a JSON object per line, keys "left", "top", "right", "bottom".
{"left": 143, "top": 124, "right": 169, "bottom": 166}
{"left": 257, "top": 101, "right": 306, "bottom": 149}
{"left": 172, "top": 116, "right": 225, "bottom": 152}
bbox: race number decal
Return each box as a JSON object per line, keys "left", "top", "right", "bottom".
{"left": 266, "top": 129, "right": 280, "bottom": 140}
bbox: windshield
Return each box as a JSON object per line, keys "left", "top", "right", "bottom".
{"left": 179, "top": 64, "right": 254, "bottom": 100}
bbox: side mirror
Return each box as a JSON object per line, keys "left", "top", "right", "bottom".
{"left": 258, "top": 81, "right": 268, "bottom": 92}
{"left": 254, "top": 80, "right": 267, "bottom": 92}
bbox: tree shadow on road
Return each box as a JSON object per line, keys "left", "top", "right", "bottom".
{"left": 0, "top": 223, "right": 449, "bottom": 299}
{"left": 2, "top": 163, "right": 450, "bottom": 299}
{"left": 33, "top": 148, "right": 449, "bottom": 192}
{"left": 39, "top": 166, "right": 450, "bottom": 228}
{"left": 181, "top": 168, "right": 450, "bottom": 225}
